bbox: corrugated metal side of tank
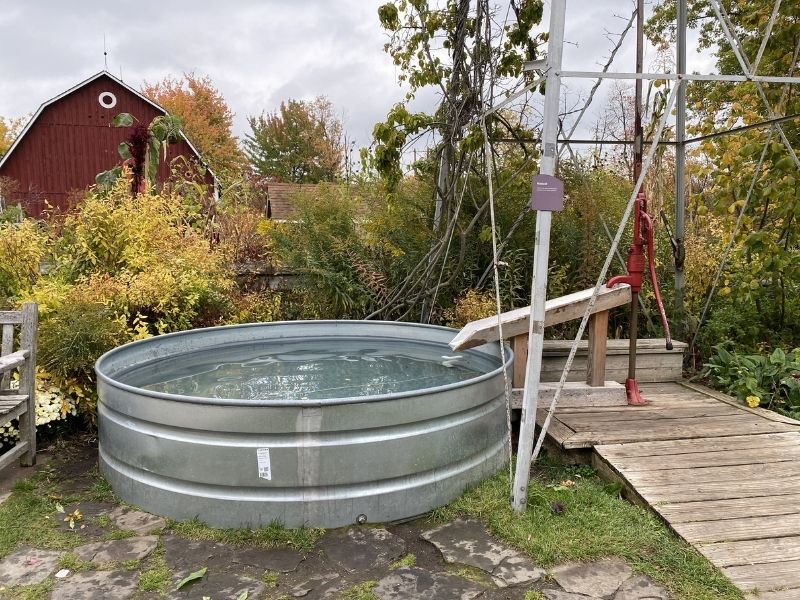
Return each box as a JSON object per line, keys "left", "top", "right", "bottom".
{"left": 96, "top": 321, "right": 511, "bottom": 528}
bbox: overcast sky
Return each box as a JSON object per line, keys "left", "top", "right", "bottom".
{"left": 0, "top": 1, "right": 717, "bottom": 151}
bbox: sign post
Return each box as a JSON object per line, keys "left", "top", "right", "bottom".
{"left": 512, "top": 0, "right": 567, "bottom": 513}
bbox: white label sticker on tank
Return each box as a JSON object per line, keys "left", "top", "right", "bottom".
{"left": 256, "top": 448, "right": 272, "bottom": 480}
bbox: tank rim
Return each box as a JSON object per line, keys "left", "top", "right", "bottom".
{"left": 95, "top": 320, "right": 513, "bottom": 408}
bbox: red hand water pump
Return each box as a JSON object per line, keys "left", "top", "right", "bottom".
{"left": 607, "top": 192, "right": 673, "bottom": 405}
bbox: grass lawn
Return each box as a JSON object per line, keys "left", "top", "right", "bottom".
{"left": 435, "top": 458, "right": 744, "bottom": 600}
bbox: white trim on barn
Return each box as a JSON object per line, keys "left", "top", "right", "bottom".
{"left": 0, "top": 70, "right": 220, "bottom": 199}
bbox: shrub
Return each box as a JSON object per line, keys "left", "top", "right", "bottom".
{"left": 216, "top": 204, "right": 275, "bottom": 264}
{"left": 38, "top": 296, "right": 128, "bottom": 382}
{"left": 0, "top": 220, "right": 48, "bottom": 306}
{"left": 49, "top": 178, "right": 233, "bottom": 334}
{"left": 444, "top": 290, "right": 497, "bottom": 328}
{"left": 703, "top": 343, "right": 800, "bottom": 419}
{"left": 224, "top": 290, "right": 284, "bottom": 324}
{"left": 2, "top": 177, "right": 238, "bottom": 426}
{"left": 268, "top": 183, "right": 385, "bottom": 318}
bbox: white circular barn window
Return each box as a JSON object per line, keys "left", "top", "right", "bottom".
{"left": 98, "top": 91, "right": 117, "bottom": 109}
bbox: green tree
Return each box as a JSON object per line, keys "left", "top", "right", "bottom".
{"left": 365, "top": 0, "right": 545, "bottom": 319}
{"left": 244, "top": 97, "right": 344, "bottom": 183}
{"left": 648, "top": 1, "right": 800, "bottom": 348}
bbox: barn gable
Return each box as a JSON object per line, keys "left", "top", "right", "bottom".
{"left": 0, "top": 71, "right": 217, "bottom": 216}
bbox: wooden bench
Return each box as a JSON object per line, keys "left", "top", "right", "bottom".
{"left": 0, "top": 303, "right": 38, "bottom": 470}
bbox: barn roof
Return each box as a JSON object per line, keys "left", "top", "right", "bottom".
{"left": 0, "top": 70, "right": 218, "bottom": 194}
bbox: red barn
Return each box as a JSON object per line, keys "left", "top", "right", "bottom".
{"left": 0, "top": 71, "right": 217, "bottom": 216}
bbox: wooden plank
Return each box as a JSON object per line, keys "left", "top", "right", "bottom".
{"left": 542, "top": 338, "right": 686, "bottom": 355}
{"left": 449, "top": 284, "right": 631, "bottom": 351}
{"left": 563, "top": 414, "right": 791, "bottom": 434}
{"left": 635, "top": 476, "right": 800, "bottom": 503}
{"left": 0, "top": 350, "right": 28, "bottom": 374}
{"left": 597, "top": 432, "right": 800, "bottom": 458}
{"left": 701, "top": 536, "right": 800, "bottom": 567}
{"left": 722, "top": 559, "right": 800, "bottom": 593}
{"left": 0, "top": 312, "right": 23, "bottom": 325}
{"left": 569, "top": 421, "right": 795, "bottom": 448}
{"left": 558, "top": 405, "right": 744, "bottom": 425}
{"left": 553, "top": 399, "right": 728, "bottom": 415}
{"left": 0, "top": 441, "right": 29, "bottom": 472}
{"left": 512, "top": 334, "right": 528, "bottom": 388}
{"left": 510, "top": 383, "right": 626, "bottom": 409}
{"left": 0, "top": 395, "right": 29, "bottom": 407}
{"left": 746, "top": 588, "right": 800, "bottom": 599}
{"left": 534, "top": 411, "right": 577, "bottom": 448}
{"left": 606, "top": 446, "right": 800, "bottom": 472}
{"left": 673, "top": 513, "right": 800, "bottom": 544}
{"left": 638, "top": 381, "right": 694, "bottom": 393}
{"left": 680, "top": 380, "right": 800, "bottom": 426}
{"left": 586, "top": 311, "right": 609, "bottom": 386}
{"left": 656, "top": 494, "right": 800, "bottom": 523}
{"left": 17, "top": 302, "right": 37, "bottom": 467}
{"left": 0, "top": 398, "right": 28, "bottom": 423}
{"left": 623, "top": 460, "right": 800, "bottom": 487}
{"left": 591, "top": 452, "right": 650, "bottom": 508}
{"left": 539, "top": 347, "right": 687, "bottom": 386}
{"left": 1, "top": 323, "right": 13, "bottom": 389}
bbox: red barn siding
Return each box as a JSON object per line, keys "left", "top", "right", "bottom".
{"left": 0, "top": 73, "right": 214, "bottom": 216}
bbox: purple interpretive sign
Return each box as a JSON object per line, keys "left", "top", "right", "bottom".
{"left": 530, "top": 174, "right": 564, "bottom": 211}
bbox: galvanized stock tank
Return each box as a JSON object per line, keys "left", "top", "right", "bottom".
{"left": 96, "top": 321, "right": 510, "bottom": 528}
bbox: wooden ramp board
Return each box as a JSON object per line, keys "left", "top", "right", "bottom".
{"left": 534, "top": 381, "right": 800, "bottom": 595}
{"left": 535, "top": 381, "right": 799, "bottom": 449}
{"left": 596, "top": 430, "right": 800, "bottom": 595}
{"left": 449, "top": 283, "right": 631, "bottom": 351}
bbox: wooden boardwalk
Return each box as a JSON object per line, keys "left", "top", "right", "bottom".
{"left": 537, "top": 381, "right": 800, "bottom": 597}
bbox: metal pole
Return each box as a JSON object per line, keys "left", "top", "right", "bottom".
{"left": 674, "top": 0, "right": 687, "bottom": 340}
{"left": 633, "top": 0, "right": 643, "bottom": 183}
{"left": 626, "top": 0, "right": 644, "bottom": 381}
{"left": 512, "top": 0, "right": 566, "bottom": 513}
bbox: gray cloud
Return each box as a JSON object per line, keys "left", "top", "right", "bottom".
{"left": 0, "top": 1, "right": 721, "bottom": 151}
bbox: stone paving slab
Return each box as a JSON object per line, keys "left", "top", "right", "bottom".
{"left": 551, "top": 559, "right": 633, "bottom": 597}
{"left": 374, "top": 566, "right": 484, "bottom": 600}
{"left": 491, "top": 553, "right": 546, "bottom": 588}
{"left": 0, "top": 546, "right": 61, "bottom": 586}
{"left": 167, "top": 571, "right": 266, "bottom": 599}
{"left": 542, "top": 589, "right": 597, "bottom": 600}
{"left": 319, "top": 527, "right": 406, "bottom": 573}
{"left": 107, "top": 506, "right": 166, "bottom": 535}
{"left": 613, "top": 574, "right": 669, "bottom": 600}
{"left": 231, "top": 546, "right": 305, "bottom": 573}
{"left": 288, "top": 571, "right": 343, "bottom": 598}
{"left": 422, "top": 519, "right": 518, "bottom": 572}
{"left": 73, "top": 535, "right": 158, "bottom": 563}
{"left": 54, "top": 501, "right": 115, "bottom": 538}
{"left": 162, "top": 535, "right": 239, "bottom": 575}
{"left": 51, "top": 570, "right": 138, "bottom": 600}
{"left": 421, "top": 518, "right": 545, "bottom": 588}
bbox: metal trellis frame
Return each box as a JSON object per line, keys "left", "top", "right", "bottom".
{"left": 511, "top": 0, "right": 800, "bottom": 513}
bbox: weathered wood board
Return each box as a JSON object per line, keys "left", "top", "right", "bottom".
{"left": 537, "top": 381, "right": 800, "bottom": 596}
{"left": 449, "top": 284, "right": 631, "bottom": 351}
{"left": 540, "top": 339, "right": 687, "bottom": 383}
